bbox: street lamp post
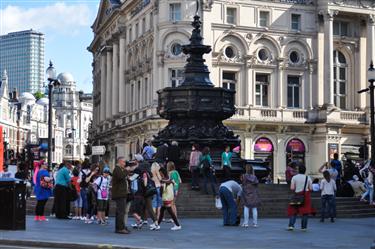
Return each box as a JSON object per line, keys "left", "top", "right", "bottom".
{"left": 358, "top": 61, "right": 375, "bottom": 167}
{"left": 45, "top": 61, "right": 60, "bottom": 168}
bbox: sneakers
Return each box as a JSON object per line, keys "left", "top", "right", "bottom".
{"left": 85, "top": 220, "right": 93, "bottom": 224}
{"left": 39, "top": 216, "right": 48, "bottom": 221}
{"left": 150, "top": 223, "right": 160, "bottom": 231}
{"left": 142, "top": 220, "right": 148, "bottom": 225}
{"left": 241, "top": 223, "right": 249, "bottom": 228}
{"left": 287, "top": 226, "right": 294, "bottom": 231}
{"left": 131, "top": 222, "right": 143, "bottom": 229}
{"left": 166, "top": 219, "right": 174, "bottom": 223}
{"left": 72, "top": 216, "right": 80, "bottom": 220}
{"left": 253, "top": 224, "right": 258, "bottom": 228}
{"left": 34, "top": 216, "right": 40, "bottom": 221}
{"left": 171, "top": 225, "right": 182, "bottom": 231}
{"left": 301, "top": 228, "right": 307, "bottom": 232}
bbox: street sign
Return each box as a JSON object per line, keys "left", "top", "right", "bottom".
{"left": 92, "top": 146, "right": 106, "bottom": 155}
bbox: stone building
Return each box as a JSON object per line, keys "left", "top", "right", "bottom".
{"left": 53, "top": 72, "right": 93, "bottom": 163}
{"left": 89, "top": 0, "right": 375, "bottom": 181}
{"left": 0, "top": 70, "right": 64, "bottom": 164}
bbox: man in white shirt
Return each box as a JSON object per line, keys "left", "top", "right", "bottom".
{"left": 219, "top": 180, "right": 242, "bottom": 226}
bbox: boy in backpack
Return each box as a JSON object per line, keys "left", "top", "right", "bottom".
{"left": 94, "top": 168, "right": 111, "bottom": 225}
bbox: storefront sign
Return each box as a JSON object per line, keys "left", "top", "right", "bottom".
{"left": 254, "top": 138, "right": 274, "bottom": 152}
{"left": 92, "top": 146, "right": 106, "bottom": 155}
{"left": 286, "top": 139, "right": 305, "bottom": 153}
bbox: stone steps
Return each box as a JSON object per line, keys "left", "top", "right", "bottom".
{"left": 26, "top": 183, "right": 375, "bottom": 218}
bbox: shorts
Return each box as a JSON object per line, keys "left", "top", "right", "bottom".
{"left": 73, "top": 195, "right": 83, "bottom": 208}
{"left": 97, "top": 199, "right": 108, "bottom": 212}
{"left": 152, "top": 187, "right": 162, "bottom": 208}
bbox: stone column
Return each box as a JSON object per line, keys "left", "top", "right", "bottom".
{"left": 323, "top": 10, "right": 337, "bottom": 108}
{"left": 369, "top": 15, "right": 375, "bottom": 64}
{"left": 119, "top": 35, "right": 126, "bottom": 113}
{"left": 317, "top": 20, "right": 325, "bottom": 107}
{"left": 277, "top": 61, "right": 284, "bottom": 108}
{"left": 100, "top": 53, "right": 106, "bottom": 121}
{"left": 112, "top": 42, "right": 119, "bottom": 116}
{"left": 106, "top": 49, "right": 113, "bottom": 119}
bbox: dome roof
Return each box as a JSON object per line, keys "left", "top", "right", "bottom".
{"left": 19, "top": 92, "right": 36, "bottom": 101}
{"left": 37, "top": 97, "right": 49, "bottom": 106}
{"left": 57, "top": 72, "right": 75, "bottom": 84}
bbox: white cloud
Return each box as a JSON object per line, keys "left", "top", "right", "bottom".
{"left": 0, "top": 2, "right": 95, "bottom": 35}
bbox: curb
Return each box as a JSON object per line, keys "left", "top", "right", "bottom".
{"left": 0, "top": 239, "right": 151, "bottom": 249}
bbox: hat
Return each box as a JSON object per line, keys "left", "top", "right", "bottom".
{"left": 353, "top": 175, "right": 359, "bottom": 181}
{"left": 103, "top": 167, "right": 111, "bottom": 174}
{"left": 134, "top": 154, "right": 144, "bottom": 162}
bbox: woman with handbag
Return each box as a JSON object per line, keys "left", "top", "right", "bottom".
{"left": 241, "top": 165, "right": 261, "bottom": 228}
{"left": 287, "top": 164, "right": 314, "bottom": 231}
{"left": 34, "top": 162, "right": 53, "bottom": 221}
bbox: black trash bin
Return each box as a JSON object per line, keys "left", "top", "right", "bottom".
{"left": 0, "top": 178, "right": 26, "bottom": 230}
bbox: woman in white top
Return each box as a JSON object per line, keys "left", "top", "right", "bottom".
{"left": 320, "top": 170, "right": 337, "bottom": 222}
{"left": 287, "top": 164, "right": 314, "bottom": 231}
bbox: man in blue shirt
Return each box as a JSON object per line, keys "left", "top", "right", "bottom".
{"left": 142, "top": 141, "right": 155, "bottom": 160}
{"left": 54, "top": 163, "right": 72, "bottom": 219}
{"left": 330, "top": 153, "right": 342, "bottom": 187}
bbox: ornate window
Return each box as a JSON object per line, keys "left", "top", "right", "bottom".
{"left": 222, "top": 71, "right": 236, "bottom": 91}
{"left": 257, "top": 48, "right": 270, "bottom": 62}
{"left": 259, "top": 11, "right": 269, "bottom": 27}
{"left": 171, "top": 43, "right": 182, "bottom": 56}
{"left": 170, "top": 69, "right": 184, "bottom": 87}
{"left": 226, "top": 8, "right": 236, "bottom": 24}
{"left": 287, "top": 76, "right": 300, "bottom": 108}
{"left": 169, "top": 3, "right": 181, "bottom": 22}
{"left": 333, "top": 50, "right": 347, "bottom": 109}
{"left": 289, "top": 51, "right": 300, "bottom": 64}
{"left": 65, "top": 145, "right": 72, "bottom": 155}
{"left": 224, "top": 46, "right": 235, "bottom": 59}
{"left": 255, "top": 73, "right": 269, "bottom": 107}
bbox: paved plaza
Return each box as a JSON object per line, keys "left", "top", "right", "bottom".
{"left": 0, "top": 216, "right": 374, "bottom": 249}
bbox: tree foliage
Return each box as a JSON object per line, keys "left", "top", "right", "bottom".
{"left": 34, "top": 91, "right": 45, "bottom": 100}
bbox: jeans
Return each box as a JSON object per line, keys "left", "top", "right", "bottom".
{"left": 115, "top": 197, "right": 127, "bottom": 231}
{"left": 80, "top": 188, "right": 88, "bottom": 215}
{"left": 243, "top": 207, "right": 258, "bottom": 225}
{"left": 191, "top": 167, "right": 200, "bottom": 188}
{"left": 219, "top": 186, "right": 237, "bottom": 225}
{"left": 203, "top": 171, "right": 217, "bottom": 195}
{"left": 321, "top": 195, "right": 335, "bottom": 219}
{"left": 362, "top": 181, "right": 374, "bottom": 203}
{"left": 35, "top": 199, "right": 48, "bottom": 216}
{"left": 152, "top": 187, "right": 162, "bottom": 208}
{"left": 288, "top": 214, "right": 308, "bottom": 229}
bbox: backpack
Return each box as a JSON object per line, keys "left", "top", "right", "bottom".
{"left": 80, "top": 170, "right": 89, "bottom": 188}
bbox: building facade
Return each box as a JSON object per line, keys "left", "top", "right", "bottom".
{"left": 53, "top": 72, "right": 93, "bottom": 163}
{"left": 0, "top": 30, "right": 45, "bottom": 94}
{"left": 89, "top": 0, "right": 375, "bottom": 181}
{"left": 0, "top": 70, "right": 64, "bottom": 165}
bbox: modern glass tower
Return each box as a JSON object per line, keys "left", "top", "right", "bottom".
{"left": 0, "top": 30, "right": 45, "bottom": 94}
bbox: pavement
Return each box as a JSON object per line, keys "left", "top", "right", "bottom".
{"left": 0, "top": 216, "right": 374, "bottom": 249}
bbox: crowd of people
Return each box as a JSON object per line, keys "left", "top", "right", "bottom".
{"left": 2, "top": 142, "right": 375, "bottom": 234}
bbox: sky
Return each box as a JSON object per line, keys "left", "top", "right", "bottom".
{"left": 0, "top": 0, "right": 101, "bottom": 93}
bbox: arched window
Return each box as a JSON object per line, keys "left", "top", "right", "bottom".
{"left": 65, "top": 145, "right": 72, "bottom": 155}
{"left": 333, "top": 50, "right": 347, "bottom": 109}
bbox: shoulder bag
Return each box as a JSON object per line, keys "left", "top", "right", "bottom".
{"left": 289, "top": 176, "right": 308, "bottom": 207}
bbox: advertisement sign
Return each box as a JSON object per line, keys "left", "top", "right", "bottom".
{"left": 0, "top": 126, "right": 3, "bottom": 172}
{"left": 328, "top": 143, "right": 339, "bottom": 161}
{"left": 286, "top": 139, "right": 305, "bottom": 153}
{"left": 254, "top": 138, "right": 274, "bottom": 152}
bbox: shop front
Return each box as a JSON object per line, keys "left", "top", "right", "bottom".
{"left": 286, "top": 138, "right": 306, "bottom": 166}
{"left": 254, "top": 137, "right": 274, "bottom": 180}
